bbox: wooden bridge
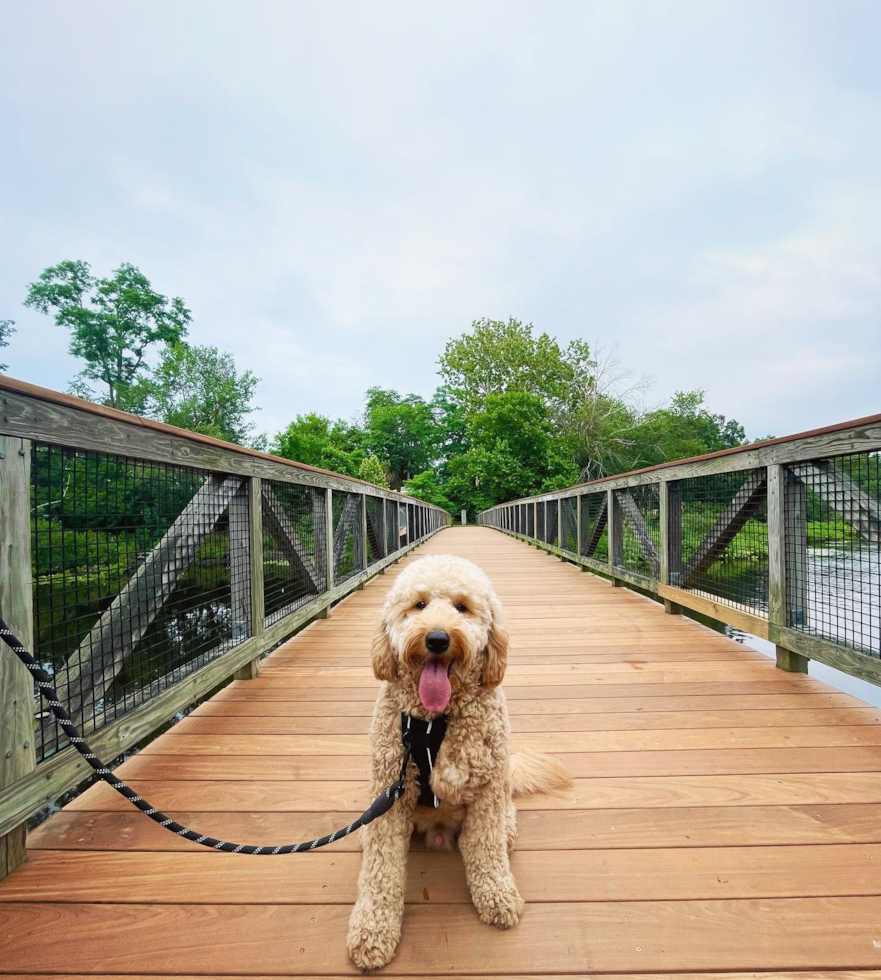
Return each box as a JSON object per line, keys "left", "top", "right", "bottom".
{"left": 1, "top": 378, "right": 881, "bottom": 977}
{"left": 4, "top": 525, "right": 881, "bottom": 975}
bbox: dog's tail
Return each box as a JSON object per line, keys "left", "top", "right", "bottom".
{"left": 509, "top": 750, "right": 573, "bottom": 797}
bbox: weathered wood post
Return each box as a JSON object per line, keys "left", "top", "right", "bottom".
{"left": 233, "top": 478, "right": 264, "bottom": 680}
{"left": 0, "top": 436, "right": 37, "bottom": 879}
{"left": 659, "top": 480, "right": 683, "bottom": 615}
{"left": 318, "top": 488, "right": 335, "bottom": 619}
{"left": 607, "top": 487, "right": 623, "bottom": 586}
{"left": 769, "top": 464, "right": 809, "bottom": 673}
{"left": 379, "top": 498, "right": 388, "bottom": 573}
{"left": 357, "top": 493, "right": 368, "bottom": 589}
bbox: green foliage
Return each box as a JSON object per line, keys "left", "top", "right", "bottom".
{"left": 0, "top": 318, "right": 14, "bottom": 372}
{"left": 438, "top": 317, "right": 592, "bottom": 413}
{"left": 357, "top": 453, "right": 390, "bottom": 488}
{"left": 143, "top": 342, "right": 261, "bottom": 446}
{"left": 445, "top": 391, "right": 579, "bottom": 516}
{"left": 24, "top": 260, "right": 190, "bottom": 409}
{"left": 272, "top": 412, "right": 365, "bottom": 476}
{"left": 362, "top": 387, "right": 437, "bottom": 487}
{"left": 404, "top": 470, "right": 456, "bottom": 512}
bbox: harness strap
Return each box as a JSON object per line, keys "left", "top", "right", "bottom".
{"left": 0, "top": 613, "right": 408, "bottom": 853}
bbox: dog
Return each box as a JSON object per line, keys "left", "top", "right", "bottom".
{"left": 346, "top": 553, "right": 571, "bottom": 971}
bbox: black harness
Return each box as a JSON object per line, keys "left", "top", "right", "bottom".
{"left": 401, "top": 712, "right": 448, "bottom": 808}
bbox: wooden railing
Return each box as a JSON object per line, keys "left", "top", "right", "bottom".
{"left": 479, "top": 412, "right": 881, "bottom": 687}
{"left": 0, "top": 376, "right": 450, "bottom": 874}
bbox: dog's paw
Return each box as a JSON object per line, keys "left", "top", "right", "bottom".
{"left": 430, "top": 762, "right": 469, "bottom": 806}
{"left": 474, "top": 879, "right": 525, "bottom": 930}
{"left": 346, "top": 905, "right": 401, "bottom": 971}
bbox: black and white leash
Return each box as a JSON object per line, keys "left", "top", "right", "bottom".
{"left": 0, "top": 612, "right": 410, "bottom": 854}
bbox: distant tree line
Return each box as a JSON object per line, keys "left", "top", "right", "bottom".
{"left": 16, "top": 261, "right": 761, "bottom": 519}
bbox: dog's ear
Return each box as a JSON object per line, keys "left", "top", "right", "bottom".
{"left": 481, "top": 611, "right": 509, "bottom": 688}
{"left": 371, "top": 618, "right": 397, "bottom": 682}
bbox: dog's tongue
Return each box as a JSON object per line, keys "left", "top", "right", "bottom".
{"left": 418, "top": 660, "right": 452, "bottom": 712}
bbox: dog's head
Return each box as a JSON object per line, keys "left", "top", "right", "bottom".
{"left": 371, "top": 554, "right": 508, "bottom": 713}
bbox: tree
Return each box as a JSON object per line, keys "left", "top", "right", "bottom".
{"left": 363, "top": 387, "right": 438, "bottom": 488}
{"left": 438, "top": 317, "right": 594, "bottom": 414}
{"left": 357, "top": 453, "right": 390, "bottom": 488}
{"left": 0, "top": 319, "right": 14, "bottom": 372}
{"left": 144, "top": 342, "right": 261, "bottom": 446}
{"left": 24, "top": 260, "right": 190, "bottom": 409}
{"left": 445, "top": 391, "right": 578, "bottom": 516}
{"left": 404, "top": 470, "right": 456, "bottom": 513}
{"left": 272, "top": 413, "right": 365, "bottom": 476}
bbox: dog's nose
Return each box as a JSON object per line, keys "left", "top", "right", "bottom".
{"left": 425, "top": 630, "right": 450, "bottom": 654}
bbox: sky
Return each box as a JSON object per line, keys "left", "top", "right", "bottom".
{"left": 1, "top": 0, "right": 879, "bottom": 442}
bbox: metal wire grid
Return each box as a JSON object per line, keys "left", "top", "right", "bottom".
{"left": 366, "top": 496, "right": 385, "bottom": 563}
{"left": 543, "top": 502, "right": 556, "bottom": 545}
{"left": 526, "top": 503, "right": 535, "bottom": 538}
{"left": 613, "top": 485, "right": 661, "bottom": 578}
{"left": 262, "top": 480, "right": 326, "bottom": 625}
{"left": 332, "top": 490, "right": 364, "bottom": 584}
{"left": 30, "top": 443, "right": 249, "bottom": 762}
{"left": 386, "top": 500, "right": 399, "bottom": 553}
{"left": 579, "top": 492, "right": 608, "bottom": 562}
{"left": 536, "top": 502, "right": 545, "bottom": 541}
{"left": 408, "top": 504, "right": 416, "bottom": 543}
{"left": 676, "top": 469, "right": 768, "bottom": 613}
{"left": 784, "top": 452, "right": 880, "bottom": 655}
{"left": 560, "top": 498, "right": 577, "bottom": 552}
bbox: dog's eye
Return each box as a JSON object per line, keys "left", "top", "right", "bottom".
{"left": 455, "top": 603, "right": 468, "bottom": 613}
{"left": 414, "top": 600, "right": 425, "bottom": 610}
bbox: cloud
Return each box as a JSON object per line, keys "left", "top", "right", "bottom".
{"left": 1, "top": 0, "right": 879, "bottom": 443}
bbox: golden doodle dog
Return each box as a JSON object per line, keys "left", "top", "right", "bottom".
{"left": 347, "top": 553, "right": 571, "bottom": 970}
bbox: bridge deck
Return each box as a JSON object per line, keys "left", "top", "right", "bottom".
{"left": 3, "top": 527, "right": 881, "bottom": 977}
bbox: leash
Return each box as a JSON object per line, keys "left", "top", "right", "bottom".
{"left": 0, "top": 612, "right": 410, "bottom": 854}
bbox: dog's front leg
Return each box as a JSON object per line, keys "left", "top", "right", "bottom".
{"left": 459, "top": 780, "right": 524, "bottom": 929}
{"left": 347, "top": 786, "right": 413, "bottom": 970}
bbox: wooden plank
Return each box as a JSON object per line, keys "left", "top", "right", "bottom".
{"left": 657, "top": 584, "right": 771, "bottom": 639}
{"left": 772, "top": 626, "right": 881, "bottom": 686}
{"left": 113, "top": 745, "right": 881, "bottom": 781}
{"left": 176, "top": 706, "right": 881, "bottom": 735}
{"left": 56, "top": 473, "right": 244, "bottom": 727}
{"left": 0, "top": 436, "right": 36, "bottom": 880}
{"left": 62, "top": 771, "right": 881, "bottom": 813}
{"left": 7, "top": 843, "right": 881, "bottom": 904}
{"left": 29, "top": 804, "right": 881, "bottom": 853}
{"left": 7, "top": 898, "right": 881, "bottom": 973}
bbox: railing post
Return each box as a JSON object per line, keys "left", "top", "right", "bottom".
{"left": 0, "top": 436, "right": 37, "bottom": 879}
{"left": 356, "top": 493, "right": 369, "bottom": 589}
{"left": 659, "top": 480, "right": 683, "bottom": 614}
{"left": 607, "top": 487, "right": 623, "bottom": 586}
{"left": 233, "top": 477, "right": 264, "bottom": 680}
{"left": 318, "top": 487, "right": 335, "bottom": 619}
{"left": 769, "top": 464, "right": 808, "bottom": 673}
{"left": 557, "top": 498, "right": 565, "bottom": 559}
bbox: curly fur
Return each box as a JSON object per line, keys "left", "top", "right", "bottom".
{"left": 347, "top": 554, "right": 570, "bottom": 971}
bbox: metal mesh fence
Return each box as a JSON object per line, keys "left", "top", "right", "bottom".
{"left": 262, "top": 480, "right": 326, "bottom": 624}
{"left": 536, "top": 502, "right": 545, "bottom": 541}
{"left": 579, "top": 492, "right": 608, "bottom": 561}
{"left": 527, "top": 503, "right": 535, "bottom": 537}
{"left": 332, "top": 490, "right": 364, "bottom": 584}
{"left": 366, "top": 496, "right": 385, "bottom": 562}
{"left": 408, "top": 504, "right": 416, "bottom": 542}
{"left": 560, "top": 497, "right": 577, "bottom": 552}
{"left": 545, "top": 502, "right": 558, "bottom": 545}
{"left": 677, "top": 469, "right": 768, "bottom": 613}
{"left": 784, "top": 452, "right": 880, "bottom": 655}
{"left": 30, "top": 443, "right": 250, "bottom": 762}
{"left": 614, "top": 485, "right": 661, "bottom": 578}
{"left": 386, "top": 500, "right": 399, "bottom": 553}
